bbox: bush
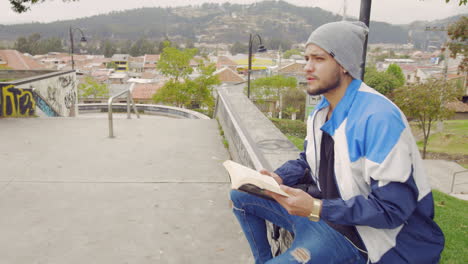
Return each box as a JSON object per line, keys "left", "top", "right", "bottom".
{"left": 270, "top": 118, "right": 306, "bottom": 138}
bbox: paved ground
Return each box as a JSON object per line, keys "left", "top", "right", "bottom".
{"left": 1, "top": 114, "right": 466, "bottom": 264}
{"left": 0, "top": 116, "right": 253, "bottom": 264}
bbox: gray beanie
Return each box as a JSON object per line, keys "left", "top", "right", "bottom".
{"left": 306, "top": 21, "right": 369, "bottom": 80}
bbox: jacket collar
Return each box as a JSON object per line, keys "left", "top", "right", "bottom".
{"left": 316, "top": 79, "right": 362, "bottom": 135}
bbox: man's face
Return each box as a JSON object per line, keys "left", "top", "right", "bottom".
{"left": 303, "top": 44, "right": 343, "bottom": 96}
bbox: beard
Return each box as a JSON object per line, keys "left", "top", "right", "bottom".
{"left": 306, "top": 69, "right": 342, "bottom": 96}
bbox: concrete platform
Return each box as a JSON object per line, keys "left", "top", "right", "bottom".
{"left": 0, "top": 117, "right": 253, "bottom": 264}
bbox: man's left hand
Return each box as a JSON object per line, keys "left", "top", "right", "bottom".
{"left": 266, "top": 185, "right": 320, "bottom": 217}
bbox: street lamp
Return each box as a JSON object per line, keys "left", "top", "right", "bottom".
{"left": 69, "top": 26, "right": 87, "bottom": 70}
{"left": 247, "top": 33, "right": 267, "bottom": 99}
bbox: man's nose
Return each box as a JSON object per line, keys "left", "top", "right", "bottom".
{"left": 304, "top": 60, "right": 314, "bottom": 72}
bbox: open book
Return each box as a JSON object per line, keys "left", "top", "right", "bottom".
{"left": 223, "top": 160, "right": 289, "bottom": 200}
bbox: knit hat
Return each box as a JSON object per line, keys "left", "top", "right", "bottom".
{"left": 306, "top": 21, "right": 369, "bottom": 80}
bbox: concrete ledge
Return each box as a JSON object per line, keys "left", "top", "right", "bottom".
{"left": 214, "top": 84, "right": 298, "bottom": 254}
{"left": 78, "top": 103, "right": 210, "bottom": 119}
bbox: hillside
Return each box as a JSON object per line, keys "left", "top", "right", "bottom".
{"left": 0, "top": 1, "right": 464, "bottom": 46}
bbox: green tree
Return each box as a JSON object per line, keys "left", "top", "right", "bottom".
{"left": 14, "top": 37, "right": 29, "bottom": 53}
{"left": 364, "top": 67, "right": 399, "bottom": 96}
{"left": 187, "top": 60, "right": 221, "bottom": 115}
{"left": 78, "top": 76, "right": 109, "bottom": 99}
{"left": 230, "top": 41, "right": 248, "bottom": 55}
{"left": 283, "top": 49, "right": 302, "bottom": 59}
{"left": 393, "top": 79, "right": 463, "bottom": 158}
{"left": 447, "top": 16, "right": 467, "bottom": 73}
{"left": 444, "top": 0, "right": 467, "bottom": 5}
{"left": 157, "top": 47, "right": 197, "bottom": 81}
{"left": 386, "top": 64, "right": 406, "bottom": 87}
{"left": 152, "top": 80, "right": 191, "bottom": 108}
{"left": 129, "top": 37, "right": 156, "bottom": 57}
{"left": 248, "top": 75, "right": 297, "bottom": 118}
{"left": 10, "top": 0, "right": 79, "bottom": 13}
{"left": 103, "top": 40, "right": 116, "bottom": 58}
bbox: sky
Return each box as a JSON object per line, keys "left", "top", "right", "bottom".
{"left": 0, "top": 0, "right": 466, "bottom": 25}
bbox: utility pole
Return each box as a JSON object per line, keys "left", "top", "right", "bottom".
{"left": 359, "top": 0, "right": 372, "bottom": 80}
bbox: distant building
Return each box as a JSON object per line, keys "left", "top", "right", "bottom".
{"left": 214, "top": 67, "right": 245, "bottom": 84}
{"left": 111, "top": 54, "right": 130, "bottom": 72}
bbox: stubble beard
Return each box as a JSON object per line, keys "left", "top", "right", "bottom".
{"left": 306, "top": 69, "right": 342, "bottom": 96}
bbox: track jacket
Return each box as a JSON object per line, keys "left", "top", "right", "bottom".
{"left": 275, "top": 79, "right": 444, "bottom": 263}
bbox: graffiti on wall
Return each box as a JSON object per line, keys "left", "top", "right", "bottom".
{"left": 0, "top": 85, "right": 36, "bottom": 117}
{"left": 29, "top": 72, "right": 77, "bottom": 117}
{"left": 33, "top": 92, "right": 59, "bottom": 117}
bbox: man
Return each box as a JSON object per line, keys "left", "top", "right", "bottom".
{"left": 230, "top": 21, "right": 444, "bottom": 264}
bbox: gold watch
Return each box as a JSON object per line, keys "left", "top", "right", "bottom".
{"left": 308, "top": 199, "right": 322, "bottom": 222}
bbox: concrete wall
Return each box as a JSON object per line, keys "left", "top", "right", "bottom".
{"left": 214, "top": 84, "right": 299, "bottom": 254}
{"left": 14, "top": 71, "right": 77, "bottom": 117}
{"left": 0, "top": 71, "right": 77, "bottom": 117}
{"left": 0, "top": 84, "right": 36, "bottom": 117}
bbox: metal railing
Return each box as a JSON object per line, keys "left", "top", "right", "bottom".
{"left": 108, "top": 83, "right": 140, "bottom": 138}
{"left": 450, "top": 169, "right": 468, "bottom": 193}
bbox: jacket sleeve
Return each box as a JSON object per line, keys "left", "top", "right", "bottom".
{"left": 274, "top": 140, "right": 312, "bottom": 187}
{"left": 321, "top": 110, "right": 420, "bottom": 229}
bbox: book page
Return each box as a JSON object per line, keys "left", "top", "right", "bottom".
{"left": 223, "top": 160, "right": 289, "bottom": 197}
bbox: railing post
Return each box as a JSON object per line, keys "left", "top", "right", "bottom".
{"left": 127, "top": 90, "right": 131, "bottom": 119}
{"left": 108, "top": 98, "right": 114, "bottom": 138}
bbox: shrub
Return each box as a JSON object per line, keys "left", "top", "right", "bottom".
{"left": 270, "top": 118, "right": 306, "bottom": 138}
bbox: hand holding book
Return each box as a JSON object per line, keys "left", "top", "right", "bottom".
{"left": 223, "top": 160, "right": 289, "bottom": 200}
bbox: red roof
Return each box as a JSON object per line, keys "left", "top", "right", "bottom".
{"left": 216, "top": 56, "right": 237, "bottom": 69}
{"left": 279, "top": 62, "right": 306, "bottom": 75}
{"left": 214, "top": 67, "right": 245, "bottom": 83}
{"left": 0, "top": 49, "right": 46, "bottom": 70}
{"left": 132, "top": 83, "right": 164, "bottom": 100}
{"left": 144, "top": 54, "right": 160, "bottom": 63}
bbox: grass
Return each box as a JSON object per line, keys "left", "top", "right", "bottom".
{"left": 286, "top": 135, "right": 304, "bottom": 151}
{"left": 415, "top": 120, "right": 468, "bottom": 156}
{"left": 433, "top": 190, "right": 468, "bottom": 264}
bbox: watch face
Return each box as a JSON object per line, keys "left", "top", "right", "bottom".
{"left": 308, "top": 215, "right": 319, "bottom": 222}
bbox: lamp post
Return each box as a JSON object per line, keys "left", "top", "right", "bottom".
{"left": 69, "top": 26, "right": 87, "bottom": 70}
{"left": 247, "top": 33, "right": 267, "bottom": 99}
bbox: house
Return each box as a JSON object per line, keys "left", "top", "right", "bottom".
{"left": 129, "top": 56, "right": 144, "bottom": 73}
{"left": 214, "top": 67, "right": 245, "bottom": 84}
{"left": 111, "top": 54, "right": 130, "bottom": 72}
{"left": 277, "top": 61, "right": 306, "bottom": 84}
{"left": 216, "top": 56, "right": 237, "bottom": 71}
{"left": 132, "top": 83, "right": 164, "bottom": 104}
{"left": 143, "top": 54, "right": 160, "bottom": 72}
{"left": 0, "top": 49, "right": 46, "bottom": 70}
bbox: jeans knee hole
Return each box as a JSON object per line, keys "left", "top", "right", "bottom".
{"left": 291, "top": 247, "right": 311, "bottom": 263}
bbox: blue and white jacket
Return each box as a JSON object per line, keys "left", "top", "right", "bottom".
{"left": 275, "top": 80, "right": 444, "bottom": 263}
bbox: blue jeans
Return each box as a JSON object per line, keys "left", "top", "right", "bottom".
{"left": 230, "top": 190, "right": 367, "bottom": 264}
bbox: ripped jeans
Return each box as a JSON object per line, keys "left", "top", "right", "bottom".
{"left": 230, "top": 190, "right": 367, "bottom": 264}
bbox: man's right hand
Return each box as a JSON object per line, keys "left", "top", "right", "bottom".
{"left": 259, "top": 169, "right": 283, "bottom": 185}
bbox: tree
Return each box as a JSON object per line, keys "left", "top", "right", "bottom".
{"left": 230, "top": 41, "right": 248, "bottom": 55}
{"left": 447, "top": 16, "right": 467, "bottom": 73}
{"left": 103, "top": 40, "right": 116, "bottom": 58}
{"left": 78, "top": 76, "right": 109, "bottom": 99}
{"left": 444, "top": 0, "right": 467, "bottom": 5}
{"left": 283, "top": 49, "right": 302, "bottom": 59}
{"left": 9, "top": 0, "right": 79, "bottom": 13}
{"left": 393, "top": 79, "right": 463, "bottom": 158}
{"left": 248, "top": 75, "right": 297, "bottom": 118}
{"left": 386, "top": 64, "right": 406, "bottom": 87}
{"left": 364, "top": 67, "right": 399, "bottom": 96}
{"left": 153, "top": 46, "right": 219, "bottom": 114}
{"left": 157, "top": 47, "right": 197, "bottom": 81}
{"left": 187, "top": 59, "right": 221, "bottom": 115}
